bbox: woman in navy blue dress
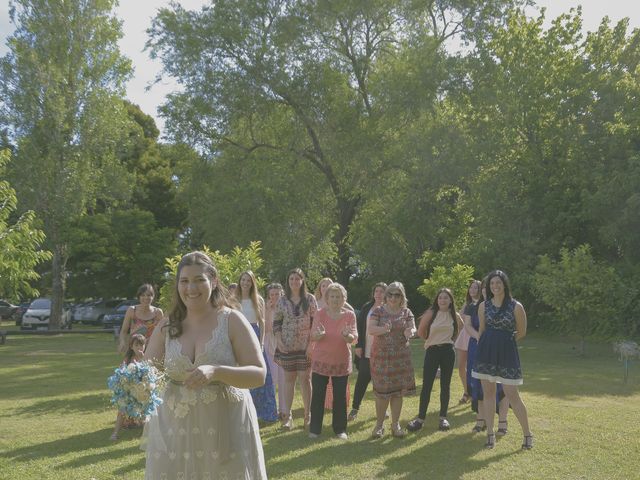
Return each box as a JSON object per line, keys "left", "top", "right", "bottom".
{"left": 472, "top": 270, "right": 533, "bottom": 450}
{"left": 236, "top": 270, "right": 278, "bottom": 423}
{"left": 464, "top": 280, "right": 508, "bottom": 434}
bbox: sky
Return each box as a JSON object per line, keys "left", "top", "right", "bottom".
{"left": 1, "top": 0, "right": 640, "bottom": 136}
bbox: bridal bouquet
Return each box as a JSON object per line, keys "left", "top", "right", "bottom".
{"left": 107, "top": 361, "right": 164, "bottom": 418}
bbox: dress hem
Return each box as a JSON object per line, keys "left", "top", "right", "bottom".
{"left": 472, "top": 371, "right": 523, "bottom": 385}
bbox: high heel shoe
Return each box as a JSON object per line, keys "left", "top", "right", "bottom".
{"left": 496, "top": 420, "right": 508, "bottom": 436}
{"left": 304, "top": 413, "right": 311, "bottom": 430}
{"left": 472, "top": 419, "right": 486, "bottom": 433}
{"left": 521, "top": 434, "right": 534, "bottom": 450}
{"left": 280, "top": 413, "right": 293, "bottom": 431}
{"left": 391, "top": 423, "right": 406, "bottom": 438}
{"left": 485, "top": 433, "right": 496, "bottom": 449}
{"left": 371, "top": 424, "right": 385, "bottom": 438}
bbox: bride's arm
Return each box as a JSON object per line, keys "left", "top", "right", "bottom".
{"left": 216, "top": 309, "right": 266, "bottom": 388}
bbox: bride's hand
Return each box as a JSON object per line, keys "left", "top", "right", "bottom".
{"left": 185, "top": 365, "right": 217, "bottom": 389}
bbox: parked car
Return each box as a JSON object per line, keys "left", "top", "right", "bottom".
{"left": 0, "top": 300, "right": 18, "bottom": 320}
{"left": 102, "top": 299, "right": 137, "bottom": 330}
{"left": 20, "top": 298, "right": 72, "bottom": 330}
{"left": 74, "top": 298, "right": 125, "bottom": 325}
{"left": 70, "top": 301, "right": 93, "bottom": 324}
{"left": 13, "top": 301, "right": 32, "bottom": 326}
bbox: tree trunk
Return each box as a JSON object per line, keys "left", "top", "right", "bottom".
{"left": 334, "top": 196, "right": 360, "bottom": 285}
{"left": 49, "top": 244, "right": 67, "bottom": 329}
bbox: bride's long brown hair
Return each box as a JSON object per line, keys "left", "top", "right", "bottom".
{"left": 166, "top": 251, "right": 240, "bottom": 338}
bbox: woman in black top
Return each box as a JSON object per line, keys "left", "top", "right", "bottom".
{"left": 347, "top": 282, "right": 387, "bottom": 421}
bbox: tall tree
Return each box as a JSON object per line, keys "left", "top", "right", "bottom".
{"left": 0, "top": 0, "right": 133, "bottom": 326}
{"left": 147, "top": 0, "right": 525, "bottom": 284}
{"left": 0, "top": 149, "right": 51, "bottom": 300}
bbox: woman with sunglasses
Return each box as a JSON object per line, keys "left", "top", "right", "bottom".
{"left": 368, "top": 282, "right": 416, "bottom": 438}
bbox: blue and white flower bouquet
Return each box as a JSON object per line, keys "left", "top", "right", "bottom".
{"left": 107, "top": 361, "right": 164, "bottom": 418}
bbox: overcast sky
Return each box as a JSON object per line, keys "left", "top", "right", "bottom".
{"left": 2, "top": 1, "right": 639, "bottom": 136}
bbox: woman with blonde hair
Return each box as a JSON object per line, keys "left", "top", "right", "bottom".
{"left": 236, "top": 270, "right": 278, "bottom": 422}
{"left": 368, "top": 282, "right": 416, "bottom": 438}
{"left": 308, "top": 282, "right": 357, "bottom": 439}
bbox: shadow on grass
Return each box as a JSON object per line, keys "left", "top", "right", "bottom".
{"left": 1, "top": 427, "right": 143, "bottom": 472}
{"left": 380, "top": 430, "right": 520, "bottom": 479}
{"left": 0, "top": 334, "right": 121, "bottom": 400}
{"left": 9, "top": 393, "right": 108, "bottom": 417}
{"left": 264, "top": 421, "right": 514, "bottom": 479}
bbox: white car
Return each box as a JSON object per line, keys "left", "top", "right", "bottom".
{"left": 21, "top": 298, "right": 72, "bottom": 330}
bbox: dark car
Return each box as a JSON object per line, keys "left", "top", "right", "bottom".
{"left": 102, "top": 300, "right": 137, "bottom": 329}
{"left": 0, "top": 300, "right": 18, "bottom": 320}
{"left": 74, "top": 298, "right": 125, "bottom": 325}
{"left": 13, "top": 302, "right": 31, "bottom": 326}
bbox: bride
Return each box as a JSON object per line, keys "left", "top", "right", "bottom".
{"left": 143, "top": 251, "right": 267, "bottom": 479}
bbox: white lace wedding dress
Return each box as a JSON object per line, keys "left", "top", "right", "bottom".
{"left": 143, "top": 308, "right": 267, "bottom": 479}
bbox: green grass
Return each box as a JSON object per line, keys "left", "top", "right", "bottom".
{"left": 0, "top": 324, "right": 638, "bottom": 479}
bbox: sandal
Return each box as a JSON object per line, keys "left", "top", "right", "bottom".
{"left": 485, "top": 433, "right": 496, "bottom": 449}
{"left": 280, "top": 413, "right": 293, "bottom": 431}
{"left": 472, "top": 419, "right": 486, "bottom": 433}
{"left": 391, "top": 423, "right": 406, "bottom": 438}
{"left": 458, "top": 393, "right": 471, "bottom": 404}
{"left": 371, "top": 425, "right": 385, "bottom": 438}
{"left": 438, "top": 417, "right": 450, "bottom": 431}
{"left": 407, "top": 418, "right": 424, "bottom": 432}
{"left": 304, "top": 413, "right": 311, "bottom": 430}
{"left": 496, "top": 420, "right": 508, "bottom": 436}
{"left": 347, "top": 409, "right": 358, "bottom": 421}
{"left": 521, "top": 434, "right": 534, "bottom": 450}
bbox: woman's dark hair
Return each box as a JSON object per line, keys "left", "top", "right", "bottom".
{"left": 370, "top": 282, "right": 388, "bottom": 302}
{"left": 284, "top": 268, "right": 310, "bottom": 313}
{"left": 485, "top": 270, "right": 513, "bottom": 312}
{"left": 137, "top": 283, "right": 155, "bottom": 299}
{"left": 421, "top": 288, "right": 458, "bottom": 340}
{"left": 166, "top": 251, "right": 240, "bottom": 338}
{"left": 125, "top": 333, "right": 146, "bottom": 364}
{"left": 465, "top": 280, "right": 482, "bottom": 305}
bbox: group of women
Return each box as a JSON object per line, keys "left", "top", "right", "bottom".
{"left": 115, "top": 252, "right": 533, "bottom": 479}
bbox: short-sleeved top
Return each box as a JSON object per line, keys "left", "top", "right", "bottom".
{"left": 273, "top": 294, "right": 318, "bottom": 352}
{"left": 310, "top": 308, "right": 358, "bottom": 376}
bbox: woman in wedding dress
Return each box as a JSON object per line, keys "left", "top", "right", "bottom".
{"left": 143, "top": 251, "right": 267, "bottom": 479}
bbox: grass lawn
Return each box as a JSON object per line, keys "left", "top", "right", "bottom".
{"left": 0, "top": 320, "right": 638, "bottom": 479}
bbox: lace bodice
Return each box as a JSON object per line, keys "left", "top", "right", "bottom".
{"left": 164, "top": 308, "right": 236, "bottom": 382}
{"left": 485, "top": 299, "right": 516, "bottom": 332}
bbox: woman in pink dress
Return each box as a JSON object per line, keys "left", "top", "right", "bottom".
{"left": 308, "top": 282, "right": 357, "bottom": 439}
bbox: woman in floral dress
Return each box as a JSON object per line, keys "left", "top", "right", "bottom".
{"left": 273, "top": 268, "right": 317, "bottom": 430}
{"left": 368, "top": 282, "right": 416, "bottom": 438}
